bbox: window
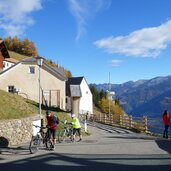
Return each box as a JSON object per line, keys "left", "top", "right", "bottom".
{"left": 29, "top": 66, "right": 35, "bottom": 74}
{"left": 8, "top": 85, "right": 15, "bottom": 93}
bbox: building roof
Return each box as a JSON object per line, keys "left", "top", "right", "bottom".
{"left": 20, "top": 57, "right": 67, "bottom": 81}
{"left": 5, "top": 58, "right": 18, "bottom": 63}
{"left": 0, "top": 39, "right": 10, "bottom": 59}
{"left": 67, "top": 77, "right": 84, "bottom": 85}
{"left": 0, "top": 57, "right": 67, "bottom": 81}
{"left": 66, "top": 77, "right": 84, "bottom": 97}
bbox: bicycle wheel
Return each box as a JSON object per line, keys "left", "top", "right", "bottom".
{"left": 58, "top": 129, "right": 67, "bottom": 143}
{"left": 29, "top": 136, "right": 40, "bottom": 154}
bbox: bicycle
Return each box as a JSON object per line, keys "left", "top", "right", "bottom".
{"left": 58, "top": 120, "right": 73, "bottom": 143}
{"left": 29, "top": 125, "right": 53, "bottom": 154}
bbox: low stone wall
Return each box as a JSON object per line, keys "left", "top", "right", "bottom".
{"left": 0, "top": 115, "right": 45, "bottom": 146}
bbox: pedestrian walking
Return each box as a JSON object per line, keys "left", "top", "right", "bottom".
{"left": 162, "top": 110, "right": 170, "bottom": 139}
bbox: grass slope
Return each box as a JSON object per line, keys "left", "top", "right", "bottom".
{"left": 9, "top": 51, "right": 29, "bottom": 61}
{"left": 0, "top": 89, "right": 39, "bottom": 119}
{"left": 0, "top": 89, "right": 70, "bottom": 122}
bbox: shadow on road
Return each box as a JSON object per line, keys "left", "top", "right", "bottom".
{"left": 1, "top": 152, "right": 171, "bottom": 171}
{"left": 0, "top": 145, "right": 30, "bottom": 156}
{"left": 155, "top": 139, "right": 171, "bottom": 154}
{"left": 106, "top": 135, "right": 155, "bottom": 140}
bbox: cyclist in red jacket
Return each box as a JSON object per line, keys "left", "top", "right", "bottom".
{"left": 162, "top": 110, "right": 170, "bottom": 139}
{"left": 46, "top": 111, "right": 58, "bottom": 148}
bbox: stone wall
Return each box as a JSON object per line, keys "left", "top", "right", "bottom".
{"left": 0, "top": 115, "right": 45, "bottom": 146}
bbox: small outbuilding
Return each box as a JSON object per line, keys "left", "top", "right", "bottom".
{"left": 66, "top": 77, "right": 93, "bottom": 115}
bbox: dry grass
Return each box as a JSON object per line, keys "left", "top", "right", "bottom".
{"left": 0, "top": 89, "right": 70, "bottom": 122}
{"left": 8, "top": 51, "right": 28, "bottom": 61}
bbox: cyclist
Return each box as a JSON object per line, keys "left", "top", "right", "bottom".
{"left": 71, "top": 114, "right": 82, "bottom": 142}
{"left": 46, "top": 111, "right": 58, "bottom": 148}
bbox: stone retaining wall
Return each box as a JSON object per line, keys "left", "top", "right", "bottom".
{"left": 0, "top": 115, "right": 45, "bottom": 146}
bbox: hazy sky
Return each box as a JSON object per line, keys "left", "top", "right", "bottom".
{"left": 0, "top": 0, "right": 171, "bottom": 84}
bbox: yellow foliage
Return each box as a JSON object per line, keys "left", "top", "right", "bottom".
{"left": 99, "top": 97, "right": 123, "bottom": 115}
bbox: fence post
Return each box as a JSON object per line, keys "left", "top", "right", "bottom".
{"left": 119, "top": 115, "right": 123, "bottom": 126}
{"left": 144, "top": 116, "right": 148, "bottom": 133}
{"left": 104, "top": 114, "right": 106, "bottom": 124}
{"left": 129, "top": 115, "right": 133, "bottom": 128}
{"left": 111, "top": 114, "right": 114, "bottom": 125}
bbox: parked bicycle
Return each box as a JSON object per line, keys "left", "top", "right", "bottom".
{"left": 58, "top": 120, "right": 73, "bottom": 143}
{"left": 29, "top": 125, "right": 53, "bottom": 154}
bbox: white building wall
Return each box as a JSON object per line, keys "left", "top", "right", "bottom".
{"left": 79, "top": 78, "right": 93, "bottom": 114}
{"left": 0, "top": 63, "right": 66, "bottom": 110}
{"left": 3, "top": 61, "right": 15, "bottom": 71}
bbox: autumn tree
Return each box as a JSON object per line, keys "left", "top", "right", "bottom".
{"left": 22, "top": 38, "right": 38, "bottom": 56}
{"left": 4, "top": 36, "right": 38, "bottom": 56}
{"left": 12, "top": 37, "right": 21, "bottom": 54}
{"left": 98, "top": 97, "right": 109, "bottom": 113}
{"left": 4, "top": 37, "right": 13, "bottom": 50}
{"left": 99, "top": 97, "right": 123, "bottom": 115}
{"left": 64, "top": 70, "right": 72, "bottom": 78}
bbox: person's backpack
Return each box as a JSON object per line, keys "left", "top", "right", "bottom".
{"left": 52, "top": 115, "right": 59, "bottom": 124}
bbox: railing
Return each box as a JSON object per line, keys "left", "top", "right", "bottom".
{"left": 88, "top": 114, "right": 171, "bottom": 136}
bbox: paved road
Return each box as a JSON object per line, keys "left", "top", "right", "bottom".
{"left": 1, "top": 122, "right": 171, "bottom": 171}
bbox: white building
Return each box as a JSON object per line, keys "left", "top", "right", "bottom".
{"left": 66, "top": 77, "right": 93, "bottom": 115}
{"left": 107, "top": 90, "right": 115, "bottom": 101}
{"left": 3, "top": 58, "right": 18, "bottom": 71}
{"left": 0, "top": 57, "right": 67, "bottom": 110}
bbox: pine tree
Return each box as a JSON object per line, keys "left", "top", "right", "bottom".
{"left": 90, "top": 85, "right": 100, "bottom": 106}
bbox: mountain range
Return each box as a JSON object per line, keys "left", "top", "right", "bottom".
{"left": 92, "top": 75, "right": 171, "bottom": 118}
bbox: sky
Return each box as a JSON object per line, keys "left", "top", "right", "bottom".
{"left": 0, "top": 0, "right": 171, "bottom": 84}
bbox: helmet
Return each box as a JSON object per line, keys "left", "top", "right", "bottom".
{"left": 71, "top": 114, "right": 76, "bottom": 118}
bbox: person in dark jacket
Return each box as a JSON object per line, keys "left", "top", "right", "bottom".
{"left": 162, "top": 110, "right": 170, "bottom": 139}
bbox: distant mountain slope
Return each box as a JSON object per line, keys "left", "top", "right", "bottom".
{"left": 92, "top": 75, "right": 171, "bottom": 118}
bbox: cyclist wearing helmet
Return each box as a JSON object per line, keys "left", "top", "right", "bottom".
{"left": 71, "top": 114, "right": 82, "bottom": 142}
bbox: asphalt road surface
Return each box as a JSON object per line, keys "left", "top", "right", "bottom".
{"left": 1, "top": 122, "right": 171, "bottom": 171}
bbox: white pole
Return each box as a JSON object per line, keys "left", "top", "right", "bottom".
{"left": 84, "top": 119, "right": 87, "bottom": 132}
{"left": 109, "top": 72, "right": 110, "bottom": 118}
{"left": 37, "top": 57, "right": 43, "bottom": 116}
{"left": 39, "top": 65, "right": 41, "bottom": 115}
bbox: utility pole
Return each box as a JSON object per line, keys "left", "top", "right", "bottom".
{"left": 108, "top": 72, "right": 111, "bottom": 119}
{"left": 37, "top": 57, "right": 43, "bottom": 116}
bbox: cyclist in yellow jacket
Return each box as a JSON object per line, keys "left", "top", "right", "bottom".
{"left": 71, "top": 114, "right": 82, "bottom": 142}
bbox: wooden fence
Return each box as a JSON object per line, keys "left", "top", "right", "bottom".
{"left": 88, "top": 114, "right": 171, "bottom": 136}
